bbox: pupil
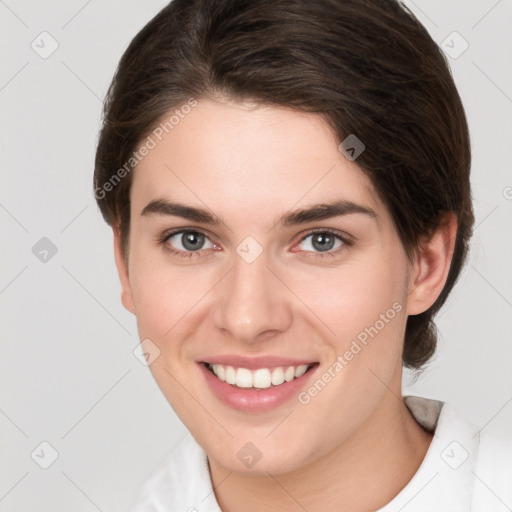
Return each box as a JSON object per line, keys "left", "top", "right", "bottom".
{"left": 312, "top": 233, "right": 334, "bottom": 252}
{"left": 182, "top": 232, "right": 204, "bottom": 251}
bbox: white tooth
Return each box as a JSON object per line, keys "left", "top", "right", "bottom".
{"left": 284, "top": 366, "right": 295, "bottom": 382}
{"left": 253, "top": 368, "right": 272, "bottom": 389}
{"left": 295, "top": 365, "right": 308, "bottom": 378}
{"left": 271, "top": 367, "right": 285, "bottom": 386}
{"left": 213, "top": 364, "right": 226, "bottom": 381}
{"left": 225, "top": 365, "right": 236, "bottom": 385}
{"left": 236, "top": 368, "right": 253, "bottom": 388}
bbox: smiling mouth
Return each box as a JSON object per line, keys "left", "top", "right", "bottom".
{"left": 204, "top": 362, "right": 318, "bottom": 389}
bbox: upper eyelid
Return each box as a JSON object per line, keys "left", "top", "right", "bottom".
{"left": 162, "top": 227, "right": 218, "bottom": 245}
{"left": 299, "top": 227, "right": 352, "bottom": 241}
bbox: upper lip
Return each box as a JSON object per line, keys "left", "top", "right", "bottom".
{"left": 200, "top": 355, "right": 317, "bottom": 370}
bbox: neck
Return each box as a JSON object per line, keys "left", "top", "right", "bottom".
{"left": 209, "top": 377, "right": 433, "bottom": 512}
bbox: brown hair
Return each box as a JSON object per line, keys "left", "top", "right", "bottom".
{"left": 94, "top": 0, "right": 474, "bottom": 369}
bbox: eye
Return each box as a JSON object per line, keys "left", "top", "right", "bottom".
{"left": 162, "top": 230, "right": 216, "bottom": 256}
{"left": 297, "top": 230, "right": 348, "bottom": 255}
{"left": 158, "top": 228, "right": 350, "bottom": 259}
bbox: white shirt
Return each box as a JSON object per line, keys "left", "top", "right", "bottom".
{"left": 131, "top": 396, "right": 512, "bottom": 511}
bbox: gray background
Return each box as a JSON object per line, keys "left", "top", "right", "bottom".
{"left": 1, "top": 1, "right": 511, "bottom": 510}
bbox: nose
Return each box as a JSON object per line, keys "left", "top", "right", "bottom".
{"left": 213, "top": 250, "right": 293, "bottom": 345}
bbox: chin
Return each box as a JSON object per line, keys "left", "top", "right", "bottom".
{"left": 203, "top": 431, "right": 318, "bottom": 476}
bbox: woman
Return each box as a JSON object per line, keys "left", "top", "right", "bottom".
{"left": 93, "top": 0, "right": 511, "bottom": 510}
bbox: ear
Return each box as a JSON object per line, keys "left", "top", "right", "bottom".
{"left": 113, "top": 225, "right": 136, "bottom": 314}
{"left": 406, "top": 212, "right": 458, "bottom": 316}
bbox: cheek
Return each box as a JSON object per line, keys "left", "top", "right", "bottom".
{"left": 287, "top": 254, "right": 407, "bottom": 339}
{"left": 131, "top": 266, "right": 204, "bottom": 336}
{"left": 126, "top": 250, "right": 215, "bottom": 407}
{"left": 127, "top": 242, "right": 221, "bottom": 354}
{"left": 279, "top": 249, "right": 409, "bottom": 399}
{"left": 277, "top": 256, "right": 408, "bottom": 452}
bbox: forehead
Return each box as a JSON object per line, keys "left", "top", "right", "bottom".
{"left": 131, "top": 98, "right": 384, "bottom": 222}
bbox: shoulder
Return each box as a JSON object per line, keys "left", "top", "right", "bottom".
{"left": 130, "top": 434, "right": 221, "bottom": 512}
{"left": 437, "top": 400, "right": 512, "bottom": 509}
{"left": 395, "top": 396, "right": 512, "bottom": 511}
{"left": 421, "top": 398, "right": 512, "bottom": 510}
{"left": 471, "top": 430, "right": 512, "bottom": 511}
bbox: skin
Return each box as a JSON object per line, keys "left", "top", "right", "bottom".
{"left": 113, "top": 97, "right": 457, "bottom": 511}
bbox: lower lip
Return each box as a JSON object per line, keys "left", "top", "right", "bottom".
{"left": 198, "top": 363, "right": 318, "bottom": 412}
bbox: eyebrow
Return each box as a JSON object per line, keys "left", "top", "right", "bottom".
{"left": 140, "top": 198, "right": 377, "bottom": 227}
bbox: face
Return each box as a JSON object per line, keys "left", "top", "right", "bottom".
{"left": 118, "top": 98, "right": 415, "bottom": 475}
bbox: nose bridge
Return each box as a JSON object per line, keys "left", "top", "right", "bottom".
{"left": 214, "top": 248, "right": 292, "bottom": 342}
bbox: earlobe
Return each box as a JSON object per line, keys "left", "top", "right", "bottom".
{"left": 113, "top": 225, "right": 136, "bottom": 314}
{"left": 406, "top": 212, "right": 458, "bottom": 316}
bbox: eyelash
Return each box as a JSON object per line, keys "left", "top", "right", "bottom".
{"left": 157, "top": 228, "right": 353, "bottom": 260}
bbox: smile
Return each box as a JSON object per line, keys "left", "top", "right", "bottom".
{"left": 206, "top": 363, "right": 313, "bottom": 389}
{"left": 199, "top": 358, "right": 319, "bottom": 412}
